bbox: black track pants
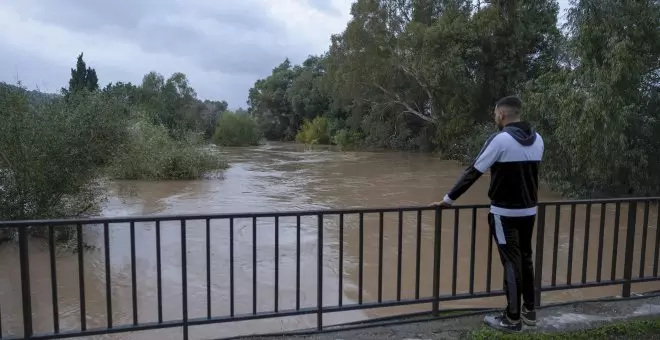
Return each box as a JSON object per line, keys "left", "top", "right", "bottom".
{"left": 488, "top": 213, "right": 536, "bottom": 320}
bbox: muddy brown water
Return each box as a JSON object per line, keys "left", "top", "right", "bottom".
{"left": 0, "top": 143, "right": 658, "bottom": 339}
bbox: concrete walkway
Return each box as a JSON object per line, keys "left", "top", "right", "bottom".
{"left": 236, "top": 294, "right": 660, "bottom": 339}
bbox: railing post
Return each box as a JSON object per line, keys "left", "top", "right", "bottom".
{"left": 18, "top": 227, "right": 33, "bottom": 339}
{"left": 534, "top": 204, "right": 546, "bottom": 308}
{"left": 317, "top": 214, "right": 323, "bottom": 330}
{"left": 180, "top": 220, "right": 188, "bottom": 340}
{"left": 432, "top": 207, "right": 442, "bottom": 315}
{"left": 622, "top": 201, "right": 637, "bottom": 298}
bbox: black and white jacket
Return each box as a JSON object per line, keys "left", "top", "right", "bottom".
{"left": 443, "top": 121, "right": 544, "bottom": 217}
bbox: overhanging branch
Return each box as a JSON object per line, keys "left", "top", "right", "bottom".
{"left": 371, "top": 83, "right": 435, "bottom": 123}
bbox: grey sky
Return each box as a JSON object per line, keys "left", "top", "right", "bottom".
{"left": 0, "top": 0, "right": 570, "bottom": 108}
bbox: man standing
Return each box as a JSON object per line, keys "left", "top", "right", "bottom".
{"left": 432, "top": 96, "right": 544, "bottom": 332}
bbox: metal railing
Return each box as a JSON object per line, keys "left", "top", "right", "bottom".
{"left": 0, "top": 197, "right": 659, "bottom": 339}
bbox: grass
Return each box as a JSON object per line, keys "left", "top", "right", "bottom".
{"left": 470, "top": 318, "right": 660, "bottom": 339}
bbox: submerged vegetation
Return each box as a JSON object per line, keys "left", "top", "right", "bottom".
{"left": 212, "top": 110, "right": 262, "bottom": 147}
{"left": 0, "top": 53, "right": 231, "bottom": 227}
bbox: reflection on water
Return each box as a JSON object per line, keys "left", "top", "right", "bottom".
{"left": 0, "top": 142, "right": 658, "bottom": 339}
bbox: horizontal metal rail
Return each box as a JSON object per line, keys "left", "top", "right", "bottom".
{"left": 1, "top": 197, "right": 658, "bottom": 227}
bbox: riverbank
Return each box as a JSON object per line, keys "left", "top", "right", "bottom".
{"left": 234, "top": 294, "right": 660, "bottom": 340}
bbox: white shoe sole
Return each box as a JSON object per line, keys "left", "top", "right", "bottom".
{"left": 522, "top": 316, "right": 536, "bottom": 326}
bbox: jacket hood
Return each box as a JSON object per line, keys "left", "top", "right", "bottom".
{"left": 502, "top": 121, "right": 536, "bottom": 146}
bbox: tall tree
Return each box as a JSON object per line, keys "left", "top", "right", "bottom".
{"left": 63, "top": 53, "right": 100, "bottom": 95}
{"left": 85, "top": 67, "right": 99, "bottom": 92}
{"left": 248, "top": 59, "right": 298, "bottom": 140}
{"left": 470, "top": 0, "right": 561, "bottom": 120}
{"left": 525, "top": 0, "right": 660, "bottom": 197}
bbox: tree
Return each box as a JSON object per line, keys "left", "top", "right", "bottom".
{"left": 62, "top": 53, "right": 99, "bottom": 95}
{"left": 102, "top": 71, "right": 230, "bottom": 141}
{"left": 244, "top": 0, "right": 660, "bottom": 197}
{"left": 470, "top": 0, "right": 561, "bottom": 119}
{"left": 86, "top": 67, "right": 99, "bottom": 92}
{"left": 198, "top": 99, "right": 229, "bottom": 139}
{"left": 287, "top": 56, "right": 330, "bottom": 125}
{"left": 212, "top": 111, "right": 262, "bottom": 147}
{"left": 247, "top": 59, "right": 298, "bottom": 140}
{"left": 0, "top": 57, "right": 232, "bottom": 235}
{"left": 0, "top": 85, "right": 128, "bottom": 222}
{"left": 525, "top": 0, "right": 660, "bottom": 197}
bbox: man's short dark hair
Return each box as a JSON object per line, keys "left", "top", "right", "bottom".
{"left": 495, "top": 96, "right": 522, "bottom": 115}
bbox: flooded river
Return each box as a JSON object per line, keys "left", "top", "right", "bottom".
{"left": 0, "top": 143, "right": 658, "bottom": 339}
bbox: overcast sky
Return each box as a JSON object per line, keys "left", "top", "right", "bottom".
{"left": 0, "top": 0, "right": 570, "bottom": 109}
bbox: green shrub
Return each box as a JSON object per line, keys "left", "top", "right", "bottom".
{"left": 296, "top": 116, "right": 330, "bottom": 145}
{"left": 109, "top": 119, "right": 227, "bottom": 180}
{"left": 212, "top": 111, "right": 262, "bottom": 146}
{"left": 331, "top": 128, "right": 361, "bottom": 150}
{"left": 0, "top": 86, "right": 127, "bottom": 222}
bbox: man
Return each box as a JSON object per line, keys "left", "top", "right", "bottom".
{"left": 432, "top": 96, "right": 544, "bottom": 332}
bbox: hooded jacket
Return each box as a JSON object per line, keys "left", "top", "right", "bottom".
{"left": 443, "top": 121, "right": 544, "bottom": 217}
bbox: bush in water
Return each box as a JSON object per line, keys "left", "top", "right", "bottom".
{"left": 109, "top": 118, "right": 228, "bottom": 180}
{"left": 0, "top": 85, "right": 127, "bottom": 222}
{"left": 0, "top": 83, "right": 228, "bottom": 246}
{"left": 296, "top": 116, "right": 330, "bottom": 145}
{"left": 212, "top": 111, "right": 262, "bottom": 147}
{"left": 0, "top": 84, "right": 131, "bottom": 246}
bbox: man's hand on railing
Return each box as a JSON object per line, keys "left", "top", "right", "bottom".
{"left": 430, "top": 194, "right": 454, "bottom": 207}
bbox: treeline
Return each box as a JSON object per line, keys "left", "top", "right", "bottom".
{"left": 0, "top": 53, "right": 255, "bottom": 223}
{"left": 247, "top": 0, "right": 660, "bottom": 198}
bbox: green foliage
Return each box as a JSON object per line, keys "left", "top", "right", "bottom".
{"left": 103, "top": 73, "right": 228, "bottom": 141}
{"left": 470, "top": 318, "right": 660, "bottom": 339}
{"left": 295, "top": 116, "right": 330, "bottom": 145}
{"left": 63, "top": 53, "right": 99, "bottom": 95}
{"left": 445, "top": 123, "right": 497, "bottom": 162}
{"left": 109, "top": 119, "right": 227, "bottom": 180}
{"left": 212, "top": 111, "right": 262, "bottom": 147}
{"left": 0, "top": 52, "right": 232, "bottom": 233}
{"left": 248, "top": 0, "right": 660, "bottom": 198}
{"left": 332, "top": 129, "right": 361, "bottom": 150}
{"left": 0, "top": 85, "right": 127, "bottom": 221}
{"left": 522, "top": 0, "right": 660, "bottom": 197}
{"left": 98, "top": 68, "right": 230, "bottom": 181}
{"left": 249, "top": 0, "right": 561, "bottom": 150}
{"left": 248, "top": 59, "right": 299, "bottom": 141}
